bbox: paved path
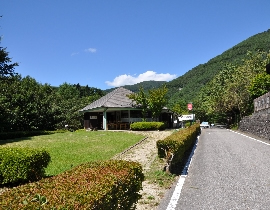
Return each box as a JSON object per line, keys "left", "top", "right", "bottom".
{"left": 159, "top": 128, "right": 270, "bottom": 210}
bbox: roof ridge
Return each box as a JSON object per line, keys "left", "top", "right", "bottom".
{"left": 104, "top": 87, "right": 122, "bottom": 105}
{"left": 103, "top": 87, "right": 133, "bottom": 107}
{"left": 94, "top": 87, "right": 122, "bottom": 107}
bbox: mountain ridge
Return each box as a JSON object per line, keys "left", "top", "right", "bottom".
{"left": 103, "top": 29, "right": 270, "bottom": 105}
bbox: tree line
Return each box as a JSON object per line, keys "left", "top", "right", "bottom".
{"left": 0, "top": 40, "right": 104, "bottom": 132}
{"left": 194, "top": 50, "right": 270, "bottom": 125}
{"left": 0, "top": 76, "right": 104, "bottom": 132}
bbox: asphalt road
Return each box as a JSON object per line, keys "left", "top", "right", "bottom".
{"left": 158, "top": 128, "right": 270, "bottom": 210}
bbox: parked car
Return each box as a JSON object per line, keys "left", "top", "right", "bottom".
{"left": 200, "top": 121, "right": 210, "bottom": 128}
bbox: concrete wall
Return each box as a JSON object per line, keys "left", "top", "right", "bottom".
{"left": 239, "top": 92, "right": 270, "bottom": 140}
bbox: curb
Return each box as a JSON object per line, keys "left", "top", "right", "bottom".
{"left": 112, "top": 137, "right": 148, "bottom": 159}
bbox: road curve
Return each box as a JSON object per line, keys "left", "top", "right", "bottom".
{"left": 159, "top": 128, "right": 270, "bottom": 210}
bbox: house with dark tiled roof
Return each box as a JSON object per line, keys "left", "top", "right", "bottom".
{"left": 79, "top": 87, "right": 173, "bottom": 130}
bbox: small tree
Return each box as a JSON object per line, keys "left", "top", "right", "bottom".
{"left": 148, "top": 85, "right": 168, "bottom": 121}
{"left": 128, "top": 85, "right": 169, "bottom": 122}
{"left": 128, "top": 86, "right": 148, "bottom": 121}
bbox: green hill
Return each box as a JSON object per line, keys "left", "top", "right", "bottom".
{"left": 166, "top": 29, "right": 270, "bottom": 104}
{"left": 103, "top": 29, "right": 270, "bottom": 107}
{"left": 104, "top": 80, "right": 167, "bottom": 93}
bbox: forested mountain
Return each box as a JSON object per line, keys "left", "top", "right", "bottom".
{"left": 1, "top": 27, "right": 270, "bottom": 132}
{"left": 166, "top": 29, "right": 270, "bottom": 105}
{"left": 195, "top": 50, "right": 270, "bottom": 124}
{"left": 104, "top": 80, "right": 166, "bottom": 93}
{"left": 104, "top": 29, "right": 270, "bottom": 107}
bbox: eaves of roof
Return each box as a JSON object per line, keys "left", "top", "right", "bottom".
{"left": 79, "top": 87, "right": 138, "bottom": 112}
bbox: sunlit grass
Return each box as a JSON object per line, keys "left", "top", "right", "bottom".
{"left": 1, "top": 131, "right": 144, "bottom": 176}
{"left": 145, "top": 156, "right": 176, "bottom": 189}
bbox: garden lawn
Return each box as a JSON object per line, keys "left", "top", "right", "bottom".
{"left": 0, "top": 130, "right": 144, "bottom": 176}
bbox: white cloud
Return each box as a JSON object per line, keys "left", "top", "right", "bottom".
{"left": 71, "top": 52, "right": 79, "bottom": 56}
{"left": 105, "top": 70, "right": 177, "bottom": 87}
{"left": 85, "top": 48, "right": 97, "bottom": 53}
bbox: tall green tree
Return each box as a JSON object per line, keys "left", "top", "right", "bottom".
{"left": 147, "top": 85, "right": 168, "bottom": 120}
{"left": 53, "top": 83, "right": 81, "bottom": 130}
{"left": 248, "top": 72, "right": 270, "bottom": 99}
{"left": 0, "top": 39, "right": 18, "bottom": 79}
{"left": 128, "top": 85, "right": 168, "bottom": 121}
{"left": 0, "top": 75, "right": 56, "bottom": 131}
{"left": 53, "top": 83, "right": 104, "bottom": 130}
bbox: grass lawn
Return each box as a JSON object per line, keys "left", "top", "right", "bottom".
{"left": 0, "top": 130, "right": 144, "bottom": 176}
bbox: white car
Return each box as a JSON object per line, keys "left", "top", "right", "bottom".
{"left": 200, "top": 121, "right": 210, "bottom": 128}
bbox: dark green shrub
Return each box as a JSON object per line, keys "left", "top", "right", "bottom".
{"left": 130, "top": 122, "right": 165, "bottom": 131}
{"left": 1, "top": 160, "right": 144, "bottom": 209}
{"left": 0, "top": 147, "right": 51, "bottom": 185}
{"left": 156, "top": 123, "right": 200, "bottom": 173}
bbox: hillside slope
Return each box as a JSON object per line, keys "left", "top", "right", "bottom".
{"left": 104, "top": 80, "right": 166, "bottom": 93}
{"left": 167, "top": 29, "right": 270, "bottom": 104}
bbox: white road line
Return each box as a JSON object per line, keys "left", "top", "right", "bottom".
{"left": 166, "top": 136, "right": 199, "bottom": 210}
{"left": 229, "top": 130, "right": 270, "bottom": 146}
{"left": 166, "top": 175, "right": 186, "bottom": 210}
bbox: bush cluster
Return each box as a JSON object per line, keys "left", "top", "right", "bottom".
{"left": 0, "top": 147, "right": 51, "bottom": 185}
{"left": 156, "top": 123, "right": 200, "bottom": 173}
{"left": 1, "top": 160, "right": 144, "bottom": 209}
{"left": 130, "top": 122, "right": 165, "bottom": 131}
{"left": 0, "top": 130, "right": 67, "bottom": 141}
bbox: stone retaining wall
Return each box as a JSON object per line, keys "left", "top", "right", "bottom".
{"left": 239, "top": 92, "right": 270, "bottom": 140}
{"left": 254, "top": 92, "right": 270, "bottom": 112}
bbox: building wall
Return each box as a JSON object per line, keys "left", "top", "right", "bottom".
{"left": 83, "top": 110, "right": 173, "bottom": 129}
{"left": 83, "top": 112, "right": 103, "bottom": 129}
{"left": 239, "top": 92, "right": 270, "bottom": 140}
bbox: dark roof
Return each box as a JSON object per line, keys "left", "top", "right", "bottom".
{"left": 79, "top": 87, "right": 136, "bottom": 112}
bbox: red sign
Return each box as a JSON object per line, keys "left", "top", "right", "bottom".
{"left": 187, "top": 103, "right": 193, "bottom": 110}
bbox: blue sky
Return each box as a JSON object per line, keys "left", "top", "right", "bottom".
{"left": 1, "top": 1, "right": 270, "bottom": 90}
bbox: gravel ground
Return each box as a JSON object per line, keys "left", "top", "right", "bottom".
{"left": 112, "top": 130, "right": 174, "bottom": 210}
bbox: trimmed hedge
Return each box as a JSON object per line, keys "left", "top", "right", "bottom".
{"left": 0, "top": 130, "right": 67, "bottom": 141}
{"left": 1, "top": 160, "right": 144, "bottom": 209}
{"left": 156, "top": 123, "right": 200, "bottom": 173}
{"left": 130, "top": 122, "right": 165, "bottom": 131}
{"left": 0, "top": 147, "right": 51, "bottom": 185}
